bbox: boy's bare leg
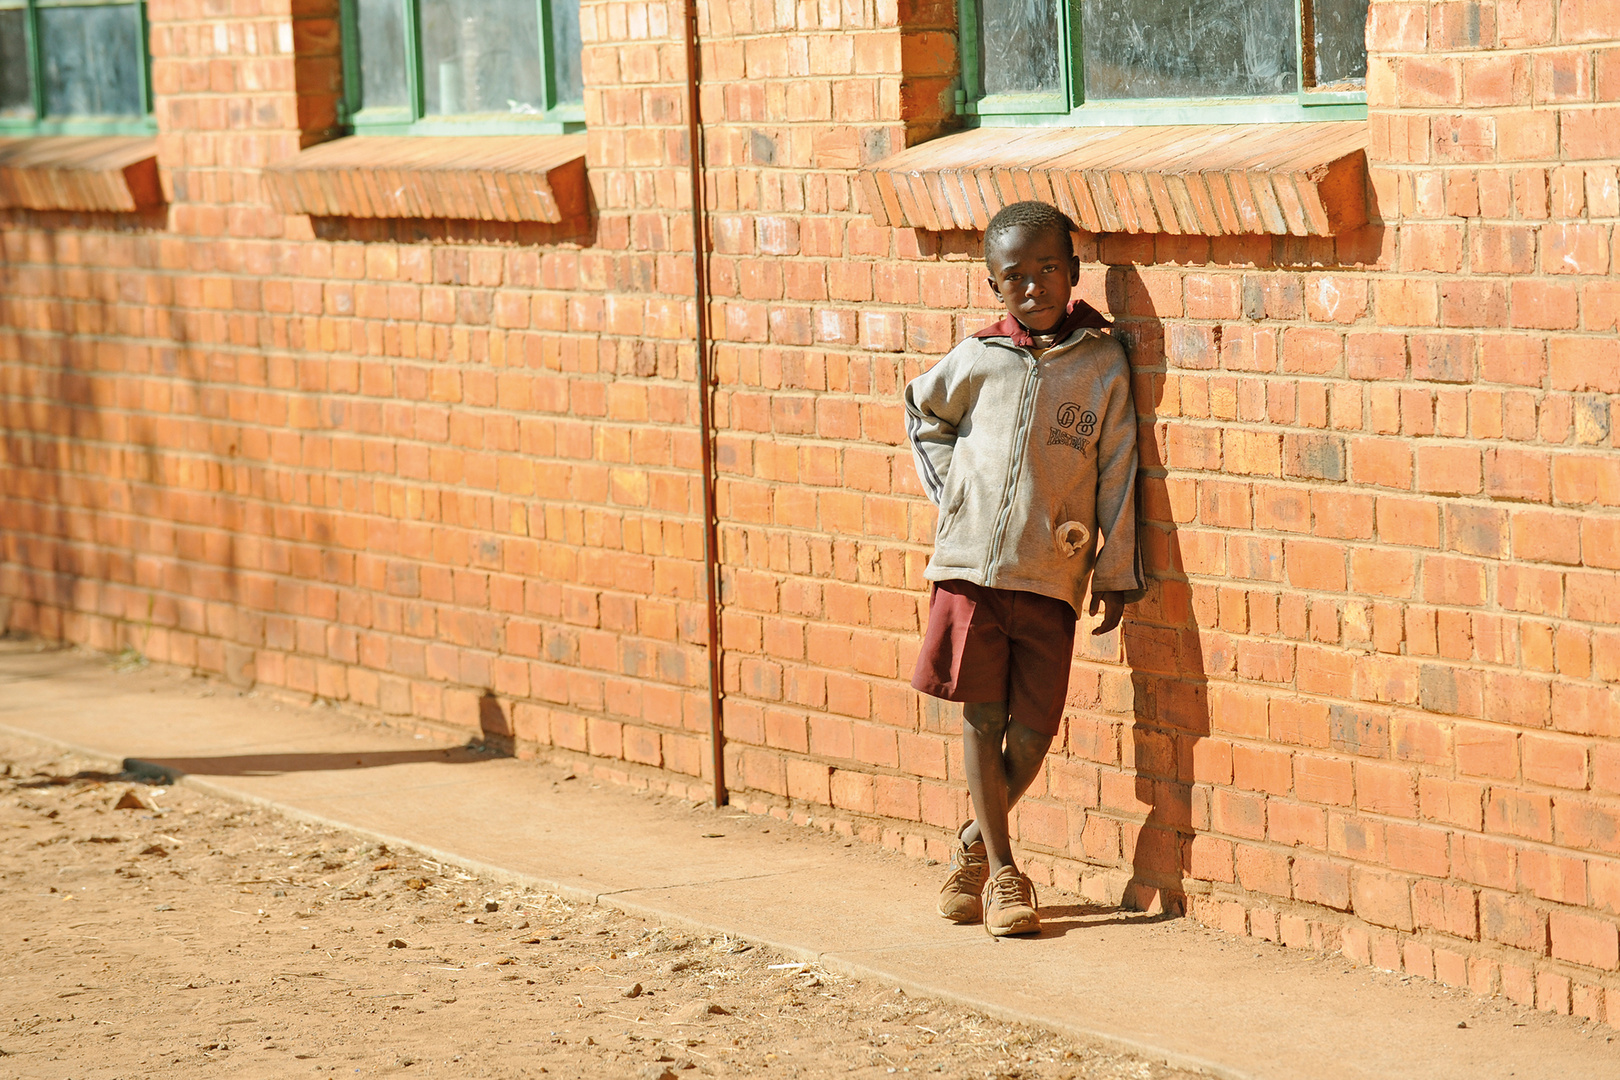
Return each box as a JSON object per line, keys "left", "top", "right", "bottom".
{"left": 961, "top": 702, "right": 1054, "bottom": 876}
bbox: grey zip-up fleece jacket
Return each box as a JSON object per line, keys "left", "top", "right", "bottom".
{"left": 904, "top": 315, "right": 1143, "bottom": 614}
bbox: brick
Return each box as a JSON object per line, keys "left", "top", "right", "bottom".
{"left": 1269, "top": 800, "right": 1326, "bottom": 847}
{"left": 1295, "top": 754, "right": 1354, "bottom": 806}
{"left": 1271, "top": 698, "right": 1330, "bottom": 749}
{"left": 1563, "top": 107, "right": 1620, "bottom": 160}
{"left": 1550, "top": 335, "right": 1620, "bottom": 393}
{"left": 1189, "top": 835, "right": 1235, "bottom": 883}
{"left": 1550, "top": 910, "right": 1620, "bottom": 970}
{"left": 1352, "top": 870, "right": 1415, "bottom": 931}
{"left": 1400, "top": 223, "right": 1463, "bottom": 272}
{"left": 1523, "top": 733, "right": 1589, "bottom": 789}
{"left": 1469, "top": 225, "right": 1536, "bottom": 275}
{"left": 1498, "top": 111, "right": 1559, "bottom": 160}
{"left": 1481, "top": 892, "right": 1548, "bottom": 952}
{"left": 1483, "top": 447, "right": 1551, "bottom": 503}
{"left": 1465, "top": 54, "right": 1531, "bottom": 106}
{"left": 1416, "top": 444, "right": 1480, "bottom": 495}
{"left": 1537, "top": 970, "right": 1574, "bottom": 1014}
{"left": 1410, "top": 334, "right": 1474, "bottom": 383}
{"left": 1368, "top": 3, "right": 1428, "bottom": 50}
{"left": 1543, "top": 224, "right": 1611, "bottom": 276}
{"left": 1292, "top": 856, "right": 1351, "bottom": 910}
{"left": 1512, "top": 281, "right": 1580, "bottom": 330}
{"left": 1357, "top": 762, "right": 1418, "bottom": 817}
{"left": 1420, "top": 776, "right": 1484, "bottom": 830}
{"left": 1235, "top": 844, "right": 1292, "bottom": 898}
{"left": 1376, "top": 498, "right": 1441, "bottom": 548}
{"left": 1375, "top": 278, "right": 1439, "bottom": 327}
{"left": 1347, "top": 332, "right": 1408, "bottom": 380}
{"left": 1444, "top": 504, "right": 1506, "bottom": 558}
{"left": 1511, "top": 508, "right": 1583, "bottom": 565}
{"left": 1285, "top": 540, "right": 1347, "bottom": 592}
{"left": 1487, "top": 788, "right": 1554, "bottom": 842}
{"left": 1572, "top": 982, "right": 1606, "bottom": 1023}
{"left": 1212, "top": 789, "right": 1267, "bottom": 841}
{"left": 1415, "top": 880, "right": 1478, "bottom": 940}
{"left": 1234, "top": 745, "right": 1293, "bottom": 796}
{"left": 1521, "top": 848, "right": 1589, "bottom": 905}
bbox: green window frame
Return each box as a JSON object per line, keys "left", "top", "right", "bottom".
{"left": 957, "top": 0, "right": 1367, "bottom": 127}
{"left": 0, "top": 0, "right": 154, "bottom": 136}
{"left": 339, "top": 0, "right": 584, "bottom": 136}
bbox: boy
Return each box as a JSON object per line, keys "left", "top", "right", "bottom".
{"left": 903, "top": 201, "right": 1142, "bottom": 936}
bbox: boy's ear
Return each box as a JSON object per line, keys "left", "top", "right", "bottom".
{"left": 1068, "top": 254, "right": 1081, "bottom": 286}
{"left": 986, "top": 272, "right": 1002, "bottom": 298}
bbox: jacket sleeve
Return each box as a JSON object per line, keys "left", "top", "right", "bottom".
{"left": 1090, "top": 345, "right": 1145, "bottom": 602}
{"left": 903, "top": 343, "right": 976, "bottom": 507}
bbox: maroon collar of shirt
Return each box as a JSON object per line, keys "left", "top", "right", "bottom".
{"left": 971, "top": 300, "right": 1110, "bottom": 348}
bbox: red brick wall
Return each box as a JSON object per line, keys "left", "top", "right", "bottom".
{"left": 3, "top": 0, "right": 1620, "bottom": 1021}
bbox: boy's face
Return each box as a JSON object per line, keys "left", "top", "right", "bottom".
{"left": 985, "top": 227, "right": 1081, "bottom": 333}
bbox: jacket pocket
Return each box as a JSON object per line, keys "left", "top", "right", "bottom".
{"left": 934, "top": 477, "right": 967, "bottom": 539}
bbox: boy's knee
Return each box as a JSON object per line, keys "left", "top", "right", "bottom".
{"left": 1006, "top": 720, "right": 1054, "bottom": 758}
{"left": 962, "top": 700, "right": 1010, "bottom": 737}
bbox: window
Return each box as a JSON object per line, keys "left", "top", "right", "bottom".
{"left": 0, "top": 0, "right": 153, "bottom": 135}
{"left": 340, "top": 0, "right": 584, "bottom": 135}
{"left": 959, "top": 0, "right": 1367, "bottom": 126}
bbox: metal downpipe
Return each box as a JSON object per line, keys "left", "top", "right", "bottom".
{"left": 682, "top": 0, "right": 725, "bottom": 808}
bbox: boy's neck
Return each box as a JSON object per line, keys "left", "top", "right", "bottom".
{"left": 1015, "top": 301, "right": 1076, "bottom": 348}
{"left": 1020, "top": 321, "right": 1064, "bottom": 348}
{"left": 972, "top": 299, "right": 1110, "bottom": 348}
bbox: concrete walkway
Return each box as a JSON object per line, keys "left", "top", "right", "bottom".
{"left": 2, "top": 639, "right": 1616, "bottom": 1080}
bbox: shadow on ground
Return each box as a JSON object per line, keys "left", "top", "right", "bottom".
{"left": 1034, "top": 903, "right": 1182, "bottom": 939}
{"left": 121, "top": 746, "right": 501, "bottom": 779}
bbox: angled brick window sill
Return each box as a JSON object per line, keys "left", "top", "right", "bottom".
{"left": 0, "top": 137, "right": 163, "bottom": 213}
{"left": 860, "top": 122, "right": 1368, "bottom": 237}
{"left": 264, "top": 134, "right": 589, "bottom": 224}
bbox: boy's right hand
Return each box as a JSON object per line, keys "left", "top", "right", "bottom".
{"left": 1089, "top": 591, "right": 1125, "bottom": 636}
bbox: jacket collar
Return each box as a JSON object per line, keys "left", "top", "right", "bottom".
{"left": 971, "top": 300, "right": 1110, "bottom": 350}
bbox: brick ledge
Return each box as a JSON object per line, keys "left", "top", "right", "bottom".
{"left": 859, "top": 123, "right": 1368, "bottom": 237}
{"left": 0, "top": 137, "right": 163, "bottom": 214}
{"left": 264, "top": 134, "right": 588, "bottom": 224}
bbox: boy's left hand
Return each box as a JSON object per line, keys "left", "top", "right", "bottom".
{"left": 1089, "top": 591, "right": 1125, "bottom": 635}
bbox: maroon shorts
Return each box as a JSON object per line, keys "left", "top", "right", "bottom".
{"left": 910, "top": 580, "right": 1078, "bottom": 737}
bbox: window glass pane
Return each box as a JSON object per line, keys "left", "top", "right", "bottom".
{"left": 1082, "top": 0, "right": 1298, "bottom": 99}
{"left": 39, "top": 4, "right": 145, "bottom": 117}
{"left": 0, "top": 9, "right": 31, "bottom": 118}
{"left": 549, "top": 0, "right": 583, "bottom": 105}
{"left": 978, "top": 0, "right": 1062, "bottom": 97}
{"left": 421, "top": 0, "right": 545, "bottom": 116}
{"left": 356, "top": 0, "right": 410, "bottom": 110}
{"left": 1312, "top": 0, "right": 1368, "bottom": 88}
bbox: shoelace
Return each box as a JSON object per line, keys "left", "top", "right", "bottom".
{"left": 945, "top": 849, "right": 986, "bottom": 888}
{"left": 986, "top": 871, "right": 1033, "bottom": 909}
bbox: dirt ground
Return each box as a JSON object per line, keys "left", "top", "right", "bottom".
{"left": 0, "top": 735, "right": 1211, "bottom": 1080}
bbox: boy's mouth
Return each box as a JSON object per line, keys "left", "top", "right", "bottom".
{"left": 1018, "top": 304, "right": 1060, "bottom": 329}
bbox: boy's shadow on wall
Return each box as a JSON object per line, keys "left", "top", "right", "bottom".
{"left": 1105, "top": 263, "right": 1211, "bottom": 918}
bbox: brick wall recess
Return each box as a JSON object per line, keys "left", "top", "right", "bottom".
{"left": 3, "top": 0, "right": 1620, "bottom": 1025}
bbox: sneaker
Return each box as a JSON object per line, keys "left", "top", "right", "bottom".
{"left": 937, "top": 826, "right": 988, "bottom": 923}
{"left": 980, "top": 866, "right": 1040, "bottom": 936}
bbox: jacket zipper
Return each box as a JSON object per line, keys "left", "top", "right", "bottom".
{"left": 982, "top": 352, "right": 1040, "bottom": 582}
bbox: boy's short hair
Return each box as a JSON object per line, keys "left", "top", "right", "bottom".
{"left": 984, "top": 201, "right": 1078, "bottom": 266}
